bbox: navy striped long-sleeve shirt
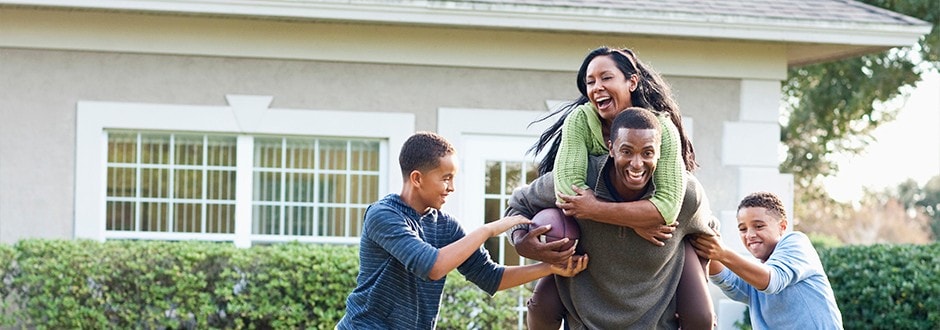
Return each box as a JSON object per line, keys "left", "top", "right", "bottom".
{"left": 337, "top": 194, "right": 504, "bottom": 329}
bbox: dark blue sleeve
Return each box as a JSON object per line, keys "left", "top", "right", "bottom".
{"left": 364, "top": 207, "right": 440, "bottom": 281}
{"left": 448, "top": 218, "right": 505, "bottom": 295}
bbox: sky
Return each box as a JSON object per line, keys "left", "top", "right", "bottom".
{"left": 823, "top": 69, "right": 940, "bottom": 202}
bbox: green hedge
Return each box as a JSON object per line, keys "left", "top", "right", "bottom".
{"left": 0, "top": 239, "right": 526, "bottom": 329}
{"left": 0, "top": 240, "right": 358, "bottom": 329}
{"left": 821, "top": 243, "right": 940, "bottom": 329}
{"left": 12, "top": 239, "right": 935, "bottom": 329}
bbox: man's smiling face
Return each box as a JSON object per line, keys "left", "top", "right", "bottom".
{"left": 608, "top": 126, "right": 660, "bottom": 194}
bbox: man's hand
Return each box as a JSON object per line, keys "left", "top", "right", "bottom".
{"left": 556, "top": 186, "right": 602, "bottom": 219}
{"left": 512, "top": 225, "right": 576, "bottom": 266}
{"left": 634, "top": 221, "right": 677, "bottom": 246}
{"left": 550, "top": 254, "right": 589, "bottom": 277}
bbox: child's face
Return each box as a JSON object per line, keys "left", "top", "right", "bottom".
{"left": 417, "top": 154, "right": 458, "bottom": 210}
{"left": 736, "top": 207, "right": 787, "bottom": 262}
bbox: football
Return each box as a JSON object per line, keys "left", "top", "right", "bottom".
{"left": 529, "top": 208, "right": 580, "bottom": 251}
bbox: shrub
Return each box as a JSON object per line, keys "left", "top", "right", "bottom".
{"left": 820, "top": 243, "right": 940, "bottom": 329}
{"left": 439, "top": 271, "right": 530, "bottom": 329}
{"left": 0, "top": 239, "right": 531, "bottom": 328}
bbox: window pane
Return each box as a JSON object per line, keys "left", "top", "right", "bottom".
{"left": 141, "top": 168, "right": 168, "bottom": 198}
{"left": 141, "top": 134, "right": 171, "bottom": 164}
{"left": 106, "top": 201, "right": 135, "bottom": 231}
{"left": 319, "top": 207, "right": 347, "bottom": 237}
{"left": 141, "top": 202, "right": 168, "bottom": 232}
{"left": 174, "top": 134, "right": 203, "bottom": 166}
{"left": 254, "top": 138, "right": 282, "bottom": 168}
{"left": 253, "top": 171, "right": 281, "bottom": 202}
{"left": 207, "top": 170, "right": 235, "bottom": 200}
{"left": 207, "top": 136, "right": 236, "bottom": 167}
{"left": 319, "top": 139, "right": 347, "bottom": 170}
{"left": 504, "top": 161, "right": 522, "bottom": 193}
{"left": 206, "top": 204, "right": 234, "bottom": 234}
{"left": 107, "top": 167, "right": 136, "bottom": 197}
{"left": 108, "top": 132, "right": 137, "bottom": 164}
{"left": 350, "top": 140, "right": 380, "bottom": 171}
{"left": 286, "top": 172, "right": 315, "bottom": 203}
{"left": 349, "top": 207, "right": 366, "bottom": 237}
{"left": 174, "top": 203, "right": 202, "bottom": 233}
{"left": 485, "top": 161, "right": 500, "bottom": 194}
{"left": 285, "top": 139, "right": 316, "bottom": 169}
{"left": 350, "top": 174, "right": 379, "bottom": 204}
{"left": 175, "top": 169, "right": 202, "bottom": 199}
{"left": 286, "top": 206, "right": 315, "bottom": 236}
{"left": 252, "top": 205, "right": 280, "bottom": 235}
{"left": 319, "top": 173, "right": 347, "bottom": 203}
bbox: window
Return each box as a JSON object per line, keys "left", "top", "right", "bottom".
{"left": 76, "top": 95, "right": 414, "bottom": 246}
{"left": 106, "top": 132, "right": 238, "bottom": 235}
{"left": 250, "top": 137, "right": 379, "bottom": 239}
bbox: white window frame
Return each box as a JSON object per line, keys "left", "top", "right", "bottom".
{"left": 75, "top": 95, "right": 414, "bottom": 247}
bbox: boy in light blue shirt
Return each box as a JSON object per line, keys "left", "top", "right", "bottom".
{"left": 691, "top": 192, "right": 843, "bottom": 329}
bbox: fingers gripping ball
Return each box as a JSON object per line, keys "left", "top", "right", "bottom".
{"left": 529, "top": 208, "right": 580, "bottom": 251}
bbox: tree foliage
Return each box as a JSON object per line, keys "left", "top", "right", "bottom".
{"left": 898, "top": 175, "right": 940, "bottom": 239}
{"left": 781, "top": 0, "right": 938, "bottom": 193}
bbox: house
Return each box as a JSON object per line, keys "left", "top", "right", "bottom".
{"left": 0, "top": 0, "right": 929, "bottom": 327}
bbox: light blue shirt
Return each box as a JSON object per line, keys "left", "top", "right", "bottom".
{"left": 710, "top": 231, "right": 843, "bottom": 329}
{"left": 337, "top": 194, "right": 504, "bottom": 330}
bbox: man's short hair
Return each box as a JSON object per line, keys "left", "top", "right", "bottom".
{"left": 610, "top": 107, "right": 662, "bottom": 142}
{"left": 738, "top": 192, "right": 787, "bottom": 222}
{"left": 399, "top": 132, "right": 456, "bottom": 178}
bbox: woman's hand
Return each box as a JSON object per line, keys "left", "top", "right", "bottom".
{"left": 634, "top": 222, "right": 677, "bottom": 246}
{"left": 556, "top": 186, "right": 601, "bottom": 219}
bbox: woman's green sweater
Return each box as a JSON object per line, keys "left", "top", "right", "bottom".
{"left": 552, "top": 103, "right": 686, "bottom": 224}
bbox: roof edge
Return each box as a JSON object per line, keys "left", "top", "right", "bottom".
{"left": 1, "top": 0, "right": 932, "bottom": 48}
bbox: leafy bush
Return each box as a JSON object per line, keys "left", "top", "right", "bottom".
{"left": 730, "top": 243, "right": 939, "bottom": 330}
{"left": 0, "top": 239, "right": 531, "bottom": 329}
{"left": 820, "top": 243, "right": 940, "bottom": 329}
{"left": 439, "top": 271, "right": 530, "bottom": 329}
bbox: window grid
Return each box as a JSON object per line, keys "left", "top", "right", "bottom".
{"left": 483, "top": 160, "right": 538, "bottom": 266}
{"left": 106, "top": 132, "right": 239, "bottom": 236}
{"left": 251, "top": 137, "right": 380, "bottom": 239}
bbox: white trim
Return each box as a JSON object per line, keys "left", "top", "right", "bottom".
{"left": 233, "top": 135, "right": 254, "bottom": 247}
{"left": 74, "top": 95, "right": 414, "bottom": 242}
{"left": 3, "top": 0, "right": 929, "bottom": 47}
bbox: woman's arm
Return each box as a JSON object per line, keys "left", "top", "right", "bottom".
{"left": 552, "top": 104, "right": 604, "bottom": 200}
{"left": 648, "top": 113, "right": 687, "bottom": 225}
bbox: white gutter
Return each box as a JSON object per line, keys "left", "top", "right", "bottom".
{"left": 1, "top": 0, "right": 931, "bottom": 47}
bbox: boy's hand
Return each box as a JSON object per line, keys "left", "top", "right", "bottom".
{"left": 484, "top": 215, "right": 531, "bottom": 237}
{"left": 550, "top": 254, "right": 589, "bottom": 277}
{"left": 633, "top": 221, "right": 677, "bottom": 247}
{"left": 690, "top": 234, "right": 725, "bottom": 261}
{"left": 513, "top": 225, "right": 576, "bottom": 265}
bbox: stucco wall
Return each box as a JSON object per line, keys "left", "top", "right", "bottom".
{"left": 670, "top": 76, "right": 741, "bottom": 216}
{"left": 0, "top": 47, "right": 746, "bottom": 243}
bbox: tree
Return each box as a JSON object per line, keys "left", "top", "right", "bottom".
{"left": 781, "top": 0, "right": 938, "bottom": 189}
{"left": 781, "top": 0, "right": 938, "bottom": 217}
{"left": 897, "top": 175, "right": 940, "bottom": 239}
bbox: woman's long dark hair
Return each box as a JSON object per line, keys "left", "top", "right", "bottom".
{"left": 530, "top": 46, "right": 698, "bottom": 175}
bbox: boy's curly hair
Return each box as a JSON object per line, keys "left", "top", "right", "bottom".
{"left": 737, "top": 192, "right": 786, "bottom": 222}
